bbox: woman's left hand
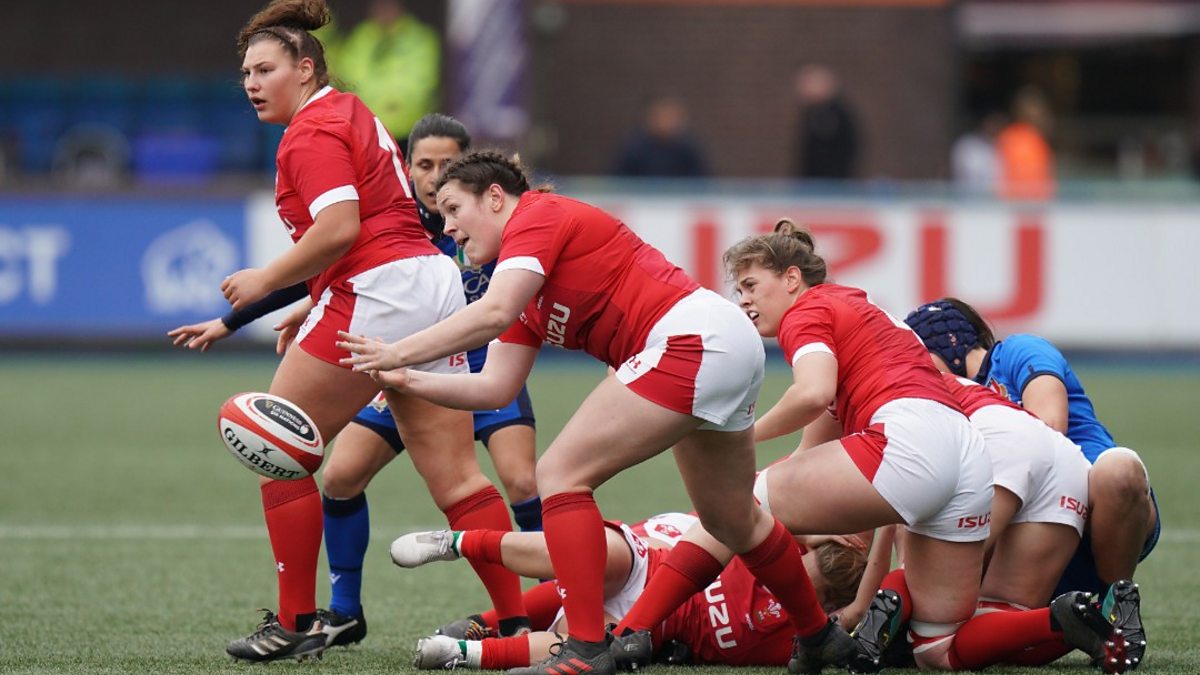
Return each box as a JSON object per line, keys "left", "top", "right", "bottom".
{"left": 221, "top": 268, "right": 274, "bottom": 310}
{"left": 337, "top": 331, "right": 406, "bottom": 371}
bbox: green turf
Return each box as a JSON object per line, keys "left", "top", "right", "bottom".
{"left": 0, "top": 353, "right": 1197, "bottom": 674}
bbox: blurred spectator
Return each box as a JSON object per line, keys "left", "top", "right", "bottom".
{"left": 793, "top": 65, "right": 859, "bottom": 180}
{"left": 612, "top": 96, "right": 709, "bottom": 178}
{"left": 336, "top": 0, "right": 440, "bottom": 147}
{"left": 951, "top": 112, "right": 1006, "bottom": 195}
{"left": 996, "top": 87, "right": 1056, "bottom": 200}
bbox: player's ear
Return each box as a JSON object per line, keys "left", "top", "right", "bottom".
{"left": 784, "top": 265, "right": 805, "bottom": 293}
{"left": 296, "top": 57, "right": 315, "bottom": 85}
{"left": 488, "top": 183, "right": 506, "bottom": 212}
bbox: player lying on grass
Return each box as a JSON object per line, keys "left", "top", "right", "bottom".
{"left": 393, "top": 512, "right": 867, "bottom": 670}
{"left": 907, "top": 298, "right": 1152, "bottom": 669}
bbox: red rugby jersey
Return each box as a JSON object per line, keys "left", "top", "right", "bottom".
{"left": 777, "top": 284, "right": 961, "bottom": 434}
{"left": 494, "top": 192, "right": 698, "bottom": 367}
{"left": 274, "top": 87, "right": 437, "bottom": 298}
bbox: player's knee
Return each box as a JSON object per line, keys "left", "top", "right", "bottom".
{"left": 500, "top": 473, "right": 538, "bottom": 504}
{"left": 695, "top": 504, "right": 758, "bottom": 552}
{"left": 1091, "top": 452, "right": 1149, "bottom": 507}
{"left": 909, "top": 621, "right": 963, "bottom": 671}
{"left": 322, "top": 463, "right": 371, "bottom": 498}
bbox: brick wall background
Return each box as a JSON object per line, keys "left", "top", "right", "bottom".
{"left": 529, "top": 2, "right": 957, "bottom": 178}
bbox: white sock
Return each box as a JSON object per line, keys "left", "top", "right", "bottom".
{"left": 461, "top": 639, "right": 483, "bottom": 669}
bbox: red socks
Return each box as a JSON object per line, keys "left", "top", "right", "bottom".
{"left": 1003, "top": 639, "right": 1072, "bottom": 666}
{"left": 950, "top": 607, "right": 1060, "bottom": 669}
{"left": 616, "top": 541, "right": 723, "bottom": 634}
{"left": 880, "top": 568, "right": 913, "bottom": 625}
{"left": 541, "top": 492, "right": 607, "bottom": 642}
{"left": 445, "top": 487, "right": 526, "bottom": 621}
{"left": 481, "top": 635, "right": 532, "bottom": 668}
{"left": 458, "top": 529, "right": 507, "bottom": 565}
{"left": 739, "top": 518, "right": 829, "bottom": 638}
{"left": 261, "top": 477, "right": 322, "bottom": 631}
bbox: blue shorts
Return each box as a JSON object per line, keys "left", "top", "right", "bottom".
{"left": 350, "top": 346, "right": 535, "bottom": 453}
{"left": 1052, "top": 487, "right": 1161, "bottom": 596}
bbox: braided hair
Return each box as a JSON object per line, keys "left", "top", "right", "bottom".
{"left": 436, "top": 151, "right": 537, "bottom": 197}
{"left": 237, "top": 0, "right": 332, "bottom": 89}
{"left": 723, "top": 218, "right": 828, "bottom": 287}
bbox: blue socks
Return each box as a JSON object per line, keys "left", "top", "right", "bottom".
{"left": 510, "top": 495, "right": 543, "bottom": 532}
{"left": 322, "top": 492, "right": 369, "bottom": 618}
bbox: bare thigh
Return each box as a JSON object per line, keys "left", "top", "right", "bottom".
{"left": 903, "top": 532, "right": 985, "bottom": 626}
{"left": 673, "top": 428, "right": 774, "bottom": 554}
{"left": 321, "top": 421, "right": 398, "bottom": 498}
{"left": 536, "top": 374, "right": 701, "bottom": 497}
{"left": 258, "top": 346, "right": 380, "bottom": 487}
{"left": 763, "top": 438, "right": 904, "bottom": 535}
{"left": 386, "top": 389, "right": 488, "bottom": 510}
{"left": 981, "top": 522, "right": 1080, "bottom": 608}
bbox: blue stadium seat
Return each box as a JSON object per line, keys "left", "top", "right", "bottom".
{"left": 203, "top": 76, "right": 262, "bottom": 172}
{"left": 6, "top": 78, "right": 70, "bottom": 173}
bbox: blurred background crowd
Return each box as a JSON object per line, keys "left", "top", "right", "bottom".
{"left": 5, "top": 0, "right": 1200, "bottom": 349}
{"left": 5, "top": 0, "right": 1200, "bottom": 195}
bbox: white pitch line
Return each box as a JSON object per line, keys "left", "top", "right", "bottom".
{"left": 0, "top": 524, "right": 442, "bottom": 540}
{"left": 1, "top": 524, "right": 1198, "bottom": 543}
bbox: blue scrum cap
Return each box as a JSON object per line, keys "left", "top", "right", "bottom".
{"left": 903, "top": 300, "right": 978, "bottom": 377}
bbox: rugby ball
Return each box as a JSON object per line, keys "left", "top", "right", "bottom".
{"left": 217, "top": 393, "right": 324, "bottom": 480}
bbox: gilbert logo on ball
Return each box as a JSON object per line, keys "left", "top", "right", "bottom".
{"left": 217, "top": 393, "right": 324, "bottom": 480}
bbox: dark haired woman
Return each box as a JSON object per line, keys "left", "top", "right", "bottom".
{"left": 338, "top": 152, "right": 848, "bottom": 675}
{"left": 217, "top": 1, "right": 524, "bottom": 661}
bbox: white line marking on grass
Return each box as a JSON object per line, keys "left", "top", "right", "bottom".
{"left": 0, "top": 524, "right": 442, "bottom": 540}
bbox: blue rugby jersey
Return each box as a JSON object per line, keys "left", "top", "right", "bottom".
{"left": 975, "top": 333, "right": 1115, "bottom": 462}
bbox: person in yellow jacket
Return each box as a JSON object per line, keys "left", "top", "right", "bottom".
{"left": 335, "top": 0, "right": 440, "bottom": 147}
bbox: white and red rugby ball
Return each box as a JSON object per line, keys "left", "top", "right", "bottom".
{"left": 218, "top": 393, "right": 324, "bottom": 480}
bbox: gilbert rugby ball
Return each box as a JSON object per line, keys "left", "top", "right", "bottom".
{"left": 217, "top": 393, "right": 324, "bottom": 480}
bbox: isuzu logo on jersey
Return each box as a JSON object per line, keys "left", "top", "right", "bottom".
{"left": 704, "top": 579, "right": 737, "bottom": 649}
{"left": 545, "top": 302, "right": 571, "bottom": 346}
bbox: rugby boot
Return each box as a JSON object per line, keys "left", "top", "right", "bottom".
{"left": 226, "top": 609, "right": 326, "bottom": 662}
{"left": 1100, "top": 580, "right": 1146, "bottom": 670}
{"left": 849, "top": 589, "right": 904, "bottom": 674}
{"left": 788, "top": 618, "right": 857, "bottom": 674}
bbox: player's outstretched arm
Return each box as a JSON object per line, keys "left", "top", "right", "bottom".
{"left": 755, "top": 351, "right": 838, "bottom": 442}
{"left": 377, "top": 342, "right": 538, "bottom": 411}
{"left": 339, "top": 268, "right": 543, "bottom": 372}
{"left": 167, "top": 283, "right": 308, "bottom": 352}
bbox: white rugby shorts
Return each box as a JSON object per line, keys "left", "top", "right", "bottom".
{"left": 970, "top": 405, "right": 1091, "bottom": 536}
{"left": 615, "top": 288, "right": 764, "bottom": 432}
{"left": 846, "top": 398, "right": 995, "bottom": 543}
{"left": 296, "top": 255, "right": 469, "bottom": 375}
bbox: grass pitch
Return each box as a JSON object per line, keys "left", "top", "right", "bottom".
{"left": 1, "top": 352, "right": 1197, "bottom": 674}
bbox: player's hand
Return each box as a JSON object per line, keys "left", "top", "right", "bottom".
{"left": 273, "top": 299, "right": 314, "bottom": 355}
{"left": 167, "top": 318, "right": 232, "bottom": 352}
{"left": 221, "top": 268, "right": 274, "bottom": 310}
{"left": 370, "top": 367, "right": 412, "bottom": 391}
{"left": 832, "top": 601, "right": 867, "bottom": 631}
{"left": 801, "top": 533, "right": 868, "bottom": 551}
{"left": 336, "top": 331, "right": 407, "bottom": 372}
